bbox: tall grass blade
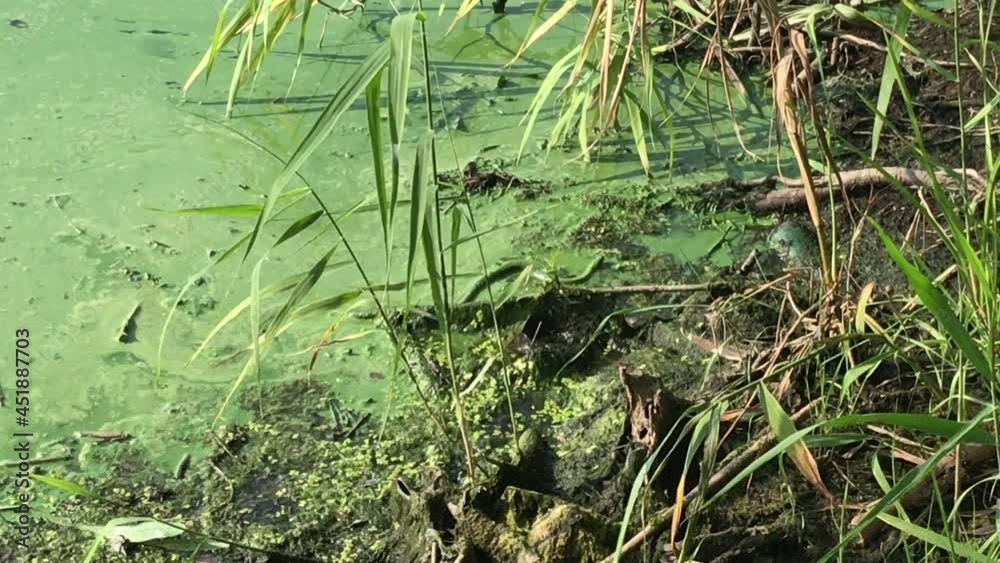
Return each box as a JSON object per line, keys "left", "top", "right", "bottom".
{"left": 244, "top": 43, "right": 390, "bottom": 262}
{"left": 612, "top": 416, "right": 683, "bottom": 563}
{"left": 873, "top": 220, "right": 993, "bottom": 381}
{"left": 365, "top": 70, "right": 391, "bottom": 252}
{"left": 624, "top": 93, "right": 651, "bottom": 175}
{"left": 877, "top": 514, "right": 993, "bottom": 562}
{"left": 30, "top": 474, "right": 106, "bottom": 502}
{"left": 225, "top": 37, "right": 252, "bottom": 119}
{"left": 870, "top": 4, "right": 911, "bottom": 159}
{"left": 829, "top": 412, "right": 996, "bottom": 443}
{"left": 819, "top": 407, "right": 996, "bottom": 561}
{"left": 184, "top": 0, "right": 248, "bottom": 93}
{"left": 155, "top": 188, "right": 311, "bottom": 216}
{"left": 406, "top": 133, "right": 435, "bottom": 307}
{"left": 187, "top": 259, "right": 349, "bottom": 364}
{"left": 81, "top": 537, "right": 105, "bottom": 563}
{"left": 262, "top": 248, "right": 337, "bottom": 342}
{"left": 517, "top": 48, "right": 580, "bottom": 161}
{"left": 448, "top": 0, "right": 482, "bottom": 33}
{"left": 286, "top": 0, "right": 313, "bottom": 97}
{"left": 388, "top": 13, "right": 418, "bottom": 237}
{"left": 250, "top": 257, "right": 264, "bottom": 413}
{"left": 510, "top": 0, "right": 578, "bottom": 65}
{"left": 671, "top": 403, "right": 723, "bottom": 550}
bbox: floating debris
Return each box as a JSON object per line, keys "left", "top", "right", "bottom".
{"left": 174, "top": 453, "right": 192, "bottom": 480}
{"left": 116, "top": 302, "right": 142, "bottom": 344}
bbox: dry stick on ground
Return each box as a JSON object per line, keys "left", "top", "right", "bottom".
{"left": 737, "top": 167, "right": 986, "bottom": 211}
{"left": 599, "top": 401, "right": 817, "bottom": 563}
{"left": 573, "top": 281, "right": 728, "bottom": 296}
{"left": 824, "top": 31, "right": 974, "bottom": 68}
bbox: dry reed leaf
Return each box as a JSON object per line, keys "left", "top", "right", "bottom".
{"left": 759, "top": 383, "right": 834, "bottom": 501}
{"left": 686, "top": 334, "right": 748, "bottom": 363}
{"left": 892, "top": 448, "right": 928, "bottom": 466}
{"left": 855, "top": 282, "right": 876, "bottom": 333}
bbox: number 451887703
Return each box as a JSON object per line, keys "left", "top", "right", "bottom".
{"left": 15, "top": 329, "right": 30, "bottom": 424}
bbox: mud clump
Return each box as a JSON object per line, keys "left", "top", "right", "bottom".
{"left": 438, "top": 158, "right": 551, "bottom": 199}
{"left": 571, "top": 185, "right": 672, "bottom": 259}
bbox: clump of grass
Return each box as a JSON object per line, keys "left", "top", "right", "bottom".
{"left": 608, "top": 2, "right": 1000, "bottom": 561}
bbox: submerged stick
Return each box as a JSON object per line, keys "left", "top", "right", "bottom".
{"left": 76, "top": 431, "right": 132, "bottom": 443}
{"left": 0, "top": 454, "right": 72, "bottom": 468}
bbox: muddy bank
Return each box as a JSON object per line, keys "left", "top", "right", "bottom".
{"left": 11, "top": 177, "right": 949, "bottom": 562}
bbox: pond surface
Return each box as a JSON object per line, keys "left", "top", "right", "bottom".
{"left": 1, "top": 0, "right": 770, "bottom": 469}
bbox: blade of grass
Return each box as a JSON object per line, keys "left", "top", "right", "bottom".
{"left": 624, "top": 92, "right": 651, "bottom": 176}
{"left": 517, "top": 48, "right": 580, "bottom": 161}
{"left": 80, "top": 537, "right": 105, "bottom": 563}
{"left": 388, "top": 13, "right": 418, "bottom": 247}
{"left": 250, "top": 257, "right": 264, "bottom": 414}
{"left": 274, "top": 210, "right": 324, "bottom": 247}
{"left": 510, "top": 0, "right": 578, "bottom": 65}
{"left": 406, "top": 133, "right": 435, "bottom": 307}
{"left": 671, "top": 403, "right": 723, "bottom": 550}
{"left": 870, "top": 4, "right": 911, "bottom": 159}
{"left": 872, "top": 220, "right": 993, "bottom": 381}
{"left": 878, "top": 514, "right": 993, "bottom": 562}
{"left": 243, "top": 43, "right": 390, "bottom": 262}
{"left": 818, "top": 406, "right": 995, "bottom": 561}
{"left": 186, "top": 258, "right": 349, "bottom": 364}
{"left": 365, "top": 69, "right": 391, "bottom": 255}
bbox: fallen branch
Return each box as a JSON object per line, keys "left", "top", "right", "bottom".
{"left": 599, "top": 401, "right": 816, "bottom": 563}
{"left": 730, "top": 167, "right": 985, "bottom": 212}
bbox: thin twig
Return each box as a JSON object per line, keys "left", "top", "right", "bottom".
{"left": 571, "top": 282, "right": 728, "bottom": 296}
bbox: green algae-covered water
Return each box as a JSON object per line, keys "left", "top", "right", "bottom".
{"left": 1, "top": 0, "right": 771, "bottom": 473}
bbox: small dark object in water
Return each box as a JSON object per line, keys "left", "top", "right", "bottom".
{"left": 174, "top": 453, "right": 192, "bottom": 479}
{"left": 148, "top": 29, "right": 170, "bottom": 35}
{"left": 492, "top": 0, "right": 507, "bottom": 13}
{"left": 117, "top": 303, "right": 142, "bottom": 343}
{"left": 9, "top": 19, "right": 28, "bottom": 29}
{"left": 437, "top": 158, "right": 546, "bottom": 196}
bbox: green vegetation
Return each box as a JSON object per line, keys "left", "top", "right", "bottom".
{"left": 7, "top": 0, "right": 1000, "bottom": 561}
